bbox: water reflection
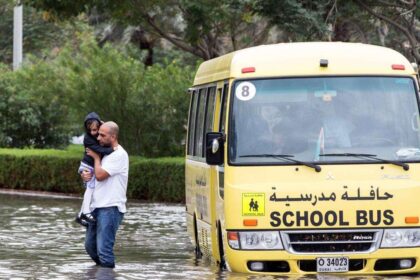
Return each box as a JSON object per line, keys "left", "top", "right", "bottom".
{"left": 0, "top": 192, "right": 215, "bottom": 280}
{"left": 0, "top": 191, "right": 418, "bottom": 280}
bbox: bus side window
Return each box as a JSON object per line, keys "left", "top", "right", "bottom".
{"left": 195, "top": 88, "right": 208, "bottom": 157}
{"left": 205, "top": 87, "right": 216, "bottom": 134}
{"left": 187, "top": 90, "right": 198, "bottom": 156}
{"left": 219, "top": 83, "right": 229, "bottom": 133}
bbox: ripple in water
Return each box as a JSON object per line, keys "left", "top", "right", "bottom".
{"left": 0, "top": 192, "right": 418, "bottom": 280}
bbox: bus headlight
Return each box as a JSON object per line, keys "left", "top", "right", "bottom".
{"left": 238, "top": 231, "right": 283, "bottom": 250}
{"left": 405, "top": 230, "right": 420, "bottom": 245}
{"left": 381, "top": 228, "right": 420, "bottom": 248}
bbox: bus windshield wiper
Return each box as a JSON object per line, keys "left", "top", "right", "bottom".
{"left": 240, "top": 154, "right": 321, "bottom": 172}
{"left": 319, "top": 153, "right": 409, "bottom": 171}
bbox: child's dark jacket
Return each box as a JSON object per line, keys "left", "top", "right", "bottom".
{"left": 82, "top": 112, "right": 114, "bottom": 167}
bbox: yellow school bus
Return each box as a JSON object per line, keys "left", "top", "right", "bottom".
{"left": 185, "top": 42, "right": 420, "bottom": 275}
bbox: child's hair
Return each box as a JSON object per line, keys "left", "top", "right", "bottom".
{"left": 86, "top": 119, "right": 100, "bottom": 131}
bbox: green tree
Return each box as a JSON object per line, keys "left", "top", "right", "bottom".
{"left": 27, "top": 0, "right": 274, "bottom": 60}
{"left": 0, "top": 33, "right": 194, "bottom": 155}
{"left": 354, "top": 0, "right": 419, "bottom": 63}
{"left": 0, "top": 60, "right": 72, "bottom": 148}
{"left": 0, "top": 0, "right": 89, "bottom": 65}
{"left": 59, "top": 35, "right": 193, "bottom": 156}
{"left": 254, "top": 0, "right": 419, "bottom": 63}
{"left": 253, "top": 0, "right": 331, "bottom": 41}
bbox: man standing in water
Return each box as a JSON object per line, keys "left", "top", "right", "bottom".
{"left": 82, "top": 121, "right": 129, "bottom": 268}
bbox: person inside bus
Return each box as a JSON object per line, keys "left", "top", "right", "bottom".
{"left": 239, "top": 104, "right": 306, "bottom": 155}
{"left": 270, "top": 118, "right": 308, "bottom": 154}
{"left": 238, "top": 105, "right": 272, "bottom": 155}
{"left": 261, "top": 104, "right": 283, "bottom": 134}
{"left": 270, "top": 122, "right": 286, "bottom": 153}
{"left": 319, "top": 94, "right": 353, "bottom": 149}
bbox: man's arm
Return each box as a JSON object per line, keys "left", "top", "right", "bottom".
{"left": 86, "top": 148, "right": 110, "bottom": 181}
{"left": 84, "top": 135, "right": 114, "bottom": 156}
{"left": 88, "top": 142, "right": 114, "bottom": 156}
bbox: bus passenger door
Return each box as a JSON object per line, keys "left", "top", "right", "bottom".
{"left": 209, "top": 82, "right": 229, "bottom": 266}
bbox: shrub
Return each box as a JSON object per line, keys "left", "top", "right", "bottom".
{"left": 128, "top": 157, "right": 185, "bottom": 201}
{"left": 0, "top": 61, "right": 73, "bottom": 148}
{"left": 0, "top": 148, "right": 185, "bottom": 202}
{"left": 60, "top": 36, "right": 194, "bottom": 157}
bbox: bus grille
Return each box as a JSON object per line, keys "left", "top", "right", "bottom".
{"left": 281, "top": 230, "right": 382, "bottom": 254}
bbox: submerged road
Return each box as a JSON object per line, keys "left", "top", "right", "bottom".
{"left": 0, "top": 191, "right": 418, "bottom": 280}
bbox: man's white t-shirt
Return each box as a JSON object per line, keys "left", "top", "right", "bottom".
{"left": 91, "top": 145, "right": 129, "bottom": 213}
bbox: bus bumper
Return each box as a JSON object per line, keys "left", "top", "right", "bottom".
{"left": 226, "top": 247, "right": 420, "bottom": 275}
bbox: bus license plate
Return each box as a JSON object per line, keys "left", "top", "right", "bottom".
{"left": 316, "top": 257, "right": 349, "bottom": 273}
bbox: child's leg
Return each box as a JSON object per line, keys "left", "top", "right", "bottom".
{"left": 82, "top": 171, "right": 96, "bottom": 214}
{"left": 80, "top": 179, "right": 96, "bottom": 223}
{"left": 76, "top": 163, "right": 96, "bottom": 226}
{"left": 81, "top": 185, "right": 94, "bottom": 214}
{"left": 77, "top": 162, "right": 95, "bottom": 214}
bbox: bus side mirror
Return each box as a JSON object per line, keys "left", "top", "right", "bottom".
{"left": 206, "top": 132, "right": 224, "bottom": 165}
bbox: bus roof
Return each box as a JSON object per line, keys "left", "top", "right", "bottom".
{"left": 193, "top": 42, "right": 416, "bottom": 86}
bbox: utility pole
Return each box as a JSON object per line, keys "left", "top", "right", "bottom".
{"left": 13, "top": 0, "right": 23, "bottom": 70}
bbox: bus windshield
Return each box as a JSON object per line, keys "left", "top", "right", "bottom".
{"left": 230, "top": 77, "right": 420, "bottom": 165}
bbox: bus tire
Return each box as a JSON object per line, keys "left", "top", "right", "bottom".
{"left": 217, "top": 220, "right": 226, "bottom": 269}
{"left": 193, "top": 214, "right": 202, "bottom": 258}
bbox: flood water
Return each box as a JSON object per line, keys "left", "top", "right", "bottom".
{"left": 0, "top": 191, "right": 418, "bottom": 280}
